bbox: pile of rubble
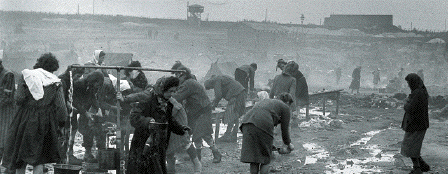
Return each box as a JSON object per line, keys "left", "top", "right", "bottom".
{"left": 339, "top": 93, "right": 404, "bottom": 109}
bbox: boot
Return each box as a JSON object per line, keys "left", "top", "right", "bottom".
{"left": 196, "top": 148, "right": 202, "bottom": 161}
{"left": 418, "top": 157, "right": 430, "bottom": 172}
{"left": 166, "top": 154, "right": 176, "bottom": 174}
{"left": 409, "top": 167, "right": 422, "bottom": 174}
{"left": 187, "top": 146, "right": 202, "bottom": 173}
{"left": 210, "top": 146, "right": 222, "bottom": 163}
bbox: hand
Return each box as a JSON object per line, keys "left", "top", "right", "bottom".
{"left": 116, "top": 92, "right": 124, "bottom": 102}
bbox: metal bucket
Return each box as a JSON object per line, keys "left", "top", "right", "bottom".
{"left": 98, "top": 148, "right": 120, "bottom": 170}
{"left": 53, "top": 164, "right": 82, "bottom": 174}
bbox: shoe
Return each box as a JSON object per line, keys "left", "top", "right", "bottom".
{"left": 211, "top": 149, "right": 222, "bottom": 163}
{"left": 409, "top": 167, "right": 422, "bottom": 174}
{"left": 419, "top": 158, "right": 430, "bottom": 172}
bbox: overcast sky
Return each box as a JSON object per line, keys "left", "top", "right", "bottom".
{"left": 1, "top": 0, "right": 447, "bottom": 31}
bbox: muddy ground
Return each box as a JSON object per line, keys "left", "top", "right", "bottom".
{"left": 172, "top": 92, "right": 448, "bottom": 174}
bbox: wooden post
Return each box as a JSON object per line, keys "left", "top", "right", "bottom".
{"left": 336, "top": 92, "right": 340, "bottom": 116}
{"left": 214, "top": 113, "right": 220, "bottom": 141}
{"left": 322, "top": 97, "right": 326, "bottom": 116}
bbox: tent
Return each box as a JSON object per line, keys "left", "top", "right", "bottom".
{"left": 202, "top": 61, "right": 239, "bottom": 82}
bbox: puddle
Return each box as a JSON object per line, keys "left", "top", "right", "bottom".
{"left": 302, "top": 127, "right": 398, "bottom": 173}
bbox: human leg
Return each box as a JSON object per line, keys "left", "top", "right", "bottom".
{"left": 259, "top": 163, "right": 270, "bottom": 174}
{"left": 410, "top": 157, "right": 422, "bottom": 174}
{"left": 77, "top": 114, "right": 95, "bottom": 161}
{"left": 202, "top": 135, "right": 222, "bottom": 163}
{"left": 418, "top": 156, "right": 430, "bottom": 172}
{"left": 186, "top": 143, "right": 202, "bottom": 173}
{"left": 249, "top": 163, "right": 260, "bottom": 174}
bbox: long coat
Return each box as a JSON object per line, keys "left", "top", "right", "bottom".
{"left": 402, "top": 87, "right": 429, "bottom": 132}
{"left": 2, "top": 76, "right": 67, "bottom": 170}
{"left": 126, "top": 92, "right": 185, "bottom": 174}
{"left": 0, "top": 68, "right": 15, "bottom": 149}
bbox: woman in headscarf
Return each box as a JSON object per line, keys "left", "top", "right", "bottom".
{"left": 401, "top": 73, "right": 430, "bottom": 173}
{"left": 2, "top": 53, "right": 68, "bottom": 174}
{"left": 126, "top": 76, "right": 191, "bottom": 174}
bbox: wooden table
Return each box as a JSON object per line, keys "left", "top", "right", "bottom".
{"left": 308, "top": 89, "right": 344, "bottom": 117}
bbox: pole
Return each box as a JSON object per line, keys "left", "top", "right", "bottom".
{"left": 69, "top": 65, "right": 186, "bottom": 73}
{"left": 116, "top": 70, "right": 122, "bottom": 174}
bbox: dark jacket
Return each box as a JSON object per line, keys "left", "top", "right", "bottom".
{"left": 269, "top": 73, "right": 296, "bottom": 100}
{"left": 204, "top": 75, "right": 245, "bottom": 108}
{"left": 240, "top": 99, "right": 291, "bottom": 145}
{"left": 172, "top": 78, "right": 212, "bottom": 118}
{"left": 236, "top": 65, "right": 256, "bottom": 91}
{"left": 402, "top": 79, "right": 429, "bottom": 132}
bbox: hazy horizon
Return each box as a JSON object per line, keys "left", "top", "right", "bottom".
{"left": 1, "top": 0, "right": 447, "bottom": 31}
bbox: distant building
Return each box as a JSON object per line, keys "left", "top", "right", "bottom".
{"left": 324, "top": 15, "right": 393, "bottom": 30}
{"left": 227, "top": 22, "right": 287, "bottom": 52}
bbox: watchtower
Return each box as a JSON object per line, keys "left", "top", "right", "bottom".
{"left": 187, "top": 3, "right": 204, "bottom": 27}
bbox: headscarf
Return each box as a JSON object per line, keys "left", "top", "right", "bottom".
{"left": 22, "top": 68, "right": 61, "bottom": 100}
{"left": 283, "top": 61, "right": 299, "bottom": 76}
{"left": 405, "top": 73, "right": 427, "bottom": 92}
{"left": 92, "top": 50, "right": 105, "bottom": 65}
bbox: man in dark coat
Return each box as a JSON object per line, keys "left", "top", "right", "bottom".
{"left": 72, "top": 71, "right": 105, "bottom": 162}
{"left": 235, "top": 63, "right": 257, "bottom": 94}
{"left": 204, "top": 75, "right": 246, "bottom": 143}
{"left": 0, "top": 53, "right": 15, "bottom": 162}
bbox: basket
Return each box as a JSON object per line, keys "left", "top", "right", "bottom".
{"left": 53, "top": 164, "right": 82, "bottom": 174}
{"left": 98, "top": 148, "right": 120, "bottom": 170}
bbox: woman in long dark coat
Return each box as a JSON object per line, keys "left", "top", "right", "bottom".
{"left": 126, "top": 76, "right": 190, "bottom": 174}
{"left": 401, "top": 73, "right": 430, "bottom": 173}
{"left": 2, "top": 53, "right": 68, "bottom": 174}
{"left": 349, "top": 66, "right": 361, "bottom": 93}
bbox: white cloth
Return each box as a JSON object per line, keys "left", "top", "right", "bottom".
{"left": 108, "top": 74, "right": 131, "bottom": 91}
{"left": 22, "top": 68, "right": 61, "bottom": 100}
{"left": 91, "top": 50, "right": 104, "bottom": 65}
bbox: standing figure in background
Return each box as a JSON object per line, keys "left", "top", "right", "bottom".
{"left": 0, "top": 51, "right": 15, "bottom": 165}
{"left": 2, "top": 53, "right": 68, "bottom": 174}
{"left": 372, "top": 68, "right": 381, "bottom": 88}
{"left": 172, "top": 65, "right": 222, "bottom": 163}
{"left": 235, "top": 63, "right": 257, "bottom": 95}
{"left": 335, "top": 67, "right": 342, "bottom": 85}
{"left": 240, "top": 93, "right": 295, "bottom": 174}
{"left": 349, "top": 66, "right": 362, "bottom": 94}
{"left": 401, "top": 73, "right": 430, "bottom": 173}
{"left": 397, "top": 67, "right": 405, "bottom": 90}
{"left": 89, "top": 50, "right": 108, "bottom": 77}
{"left": 417, "top": 69, "right": 424, "bottom": 83}
{"left": 284, "top": 61, "right": 309, "bottom": 122}
{"left": 204, "top": 75, "right": 246, "bottom": 143}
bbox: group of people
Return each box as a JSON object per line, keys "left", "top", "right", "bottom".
{"left": 0, "top": 49, "right": 431, "bottom": 174}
